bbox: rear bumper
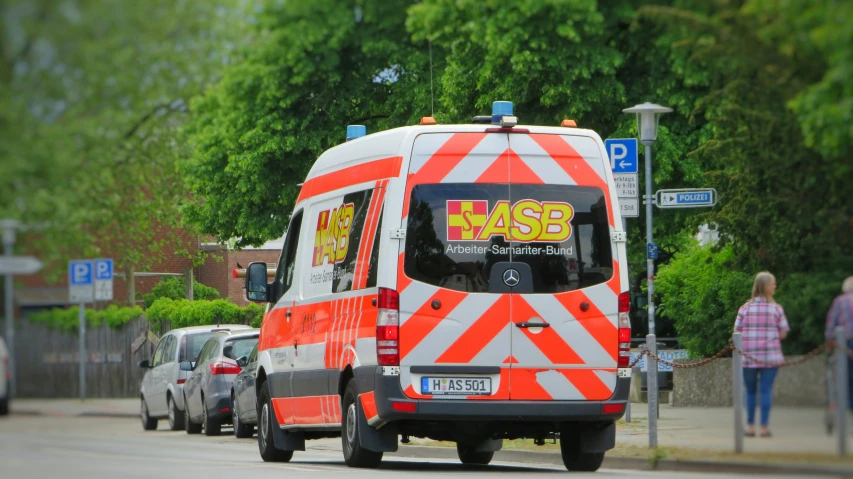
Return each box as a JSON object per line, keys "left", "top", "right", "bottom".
{"left": 364, "top": 368, "right": 630, "bottom": 423}
{"left": 206, "top": 393, "right": 232, "bottom": 420}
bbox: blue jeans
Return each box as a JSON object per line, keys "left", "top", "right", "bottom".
{"left": 743, "top": 367, "right": 778, "bottom": 426}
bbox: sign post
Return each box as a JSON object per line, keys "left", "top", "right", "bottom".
{"left": 69, "top": 260, "right": 93, "bottom": 400}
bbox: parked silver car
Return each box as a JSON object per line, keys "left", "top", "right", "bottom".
{"left": 138, "top": 325, "right": 253, "bottom": 431}
{"left": 231, "top": 342, "right": 259, "bottom": 438}
{"left": 181, "top": 329, "right": 259, "bottom": 436}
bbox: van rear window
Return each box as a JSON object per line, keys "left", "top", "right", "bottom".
{"left": 403, "top": 183, "right": 612, "bottom": 293}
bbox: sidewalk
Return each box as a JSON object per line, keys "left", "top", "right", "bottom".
{"left": 9, "top": 398, "right": 140, "bottom": 418}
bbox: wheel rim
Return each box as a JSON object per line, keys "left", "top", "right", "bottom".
{"left": 260, "top": 404, "right": 269, "bottom": 450}
{"left": 203, "top": 404, "right": 208, "bottom": 431}
{"left": 168, "top": 398, "right": 175, "bottom": 426}
{"left": 140, "top": 400, "right": 147, "bottom": 423}
{"left": 184, "top": 397, "right": 190, "bottom": 426}
{"left": 345, "top": 403, "right": 357, "bottom": 445}
{"left": 232, "top": 397, "right": 238, "bottom": 426}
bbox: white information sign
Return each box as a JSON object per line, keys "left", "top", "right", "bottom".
{"left": 613, "top": 173, "right": 638, "bottom": 198}
{"left": 619, "top": 198, "right": 640, "bottom": 218}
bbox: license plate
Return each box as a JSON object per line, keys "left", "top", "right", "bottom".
{"left": 420, "top": 377, "right": 491, "bottom": 396}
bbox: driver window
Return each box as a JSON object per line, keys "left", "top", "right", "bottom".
{"left": 151, "top": 339, "right": 167, "bottom": 367}
{"left": 271, "top": 210, "right": 304, "bottom": 303}
{"left": 248, "top": 344, "right": 258, "bottom": 363}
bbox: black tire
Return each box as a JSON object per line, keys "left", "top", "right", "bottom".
{"left": 560, "top": 434, "right": 604, "bottom": 472}
{"left": 233, "top": 392, "right": 253, "bottom": 438}
{"left": 185, "top": 394, "right": 202, "bottom": 434}
{"left": 341, "top": 378, "right": 383, "bottom": 468}
{"left": 202, "top": 394, "right": 221, "bottom": 436}
{"left": 140, "top": 397, "right": 158, "bottom": 431}
{"left": 456, "top": 444, "right": 494, "bottom": 465}
{"left": 257, "top": 380, "right": 294, "bottom": 462}
{"left": 167, "top": 394, "right": 184, "bottom": 431}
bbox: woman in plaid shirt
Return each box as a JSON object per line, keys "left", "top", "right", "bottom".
{"left": 734, "top": 272, "right": 790, "bottom": 438}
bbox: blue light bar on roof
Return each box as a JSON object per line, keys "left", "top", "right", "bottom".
{"left": 346, "top": 125, "right": 366, "bottom": 141}
{"left": 491, "top": 101, "right": 513, "bottom": 125}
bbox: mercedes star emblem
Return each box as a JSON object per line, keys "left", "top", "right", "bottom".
{"left": 503, "top": 268, "right": 520, "bottom": 287}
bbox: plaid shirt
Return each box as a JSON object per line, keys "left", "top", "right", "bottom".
{"left": 734, "top": 297, "right": 790, "bottom": 368}
{"left": 825, "top": 293, "right": 853, "bottom": 341}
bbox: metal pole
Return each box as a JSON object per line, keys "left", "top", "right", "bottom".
{"left": 647, "top": 333, "right": 658, "bottom": 449}
{"left": 3, "top": 224, "right": 16, "bottom": 396}
{"left": 732, "top": 332, "right": 744, "bottom": 454}
{"left": 836, "top": 326, "right": 848, "bottom": 456}
{"left": 644, "top": 142, "right": 655, "bottom": 337}
{"left": 79, "top": 303, "right": 86, "bottom": 401}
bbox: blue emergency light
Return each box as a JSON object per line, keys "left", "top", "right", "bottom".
{"left": 346, "top": 125, "right": 366, "bottom": 141}
{"left": 491, "top": 101, "right": 513, "bottom": 125}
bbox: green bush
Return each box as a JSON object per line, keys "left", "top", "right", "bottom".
{"left": 29, "top": 305, "right": 145, "bottom": 333}
{"left": 143, "top": 276, "right": 220, "bottom": 308}
{"left": 146, "top": 298, "right": 263, "bottom": 332}
{"left": 775, "top": 271, "right": 849, "bottom": 354}
{"left": 655, "top": 242, "right": 754, "bottom": 357}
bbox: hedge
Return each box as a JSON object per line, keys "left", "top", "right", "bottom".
{"left": 143, "top": 276, "right": 220, "bottom": 308}
{"left": 29, "top": 304, "right": 145, "bottom": 333}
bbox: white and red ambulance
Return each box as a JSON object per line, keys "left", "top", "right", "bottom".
{"left": 244, "top": 101, "right": 631, "bottom": 472}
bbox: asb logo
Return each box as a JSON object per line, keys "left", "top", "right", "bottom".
{"left": 313, "top": 202, "right": 355, "bottom": 267}
{"left": 446, "top": 199, "right": 574, "bottom": 243}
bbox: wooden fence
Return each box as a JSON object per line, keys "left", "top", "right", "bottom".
{"left": 14, "top": 316, "right": 165, "bottom": 398}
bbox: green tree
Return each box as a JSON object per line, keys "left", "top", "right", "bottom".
{"left": 142, "top": 277, "right": 221, "bottom": 308}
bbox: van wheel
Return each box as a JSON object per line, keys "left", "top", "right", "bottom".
{"left": 341, "top": 378, "right": 383, "bottom": 468}
{"left": 258, "top": 381, "right": 293, "bottom": 462}
{"left": 456, "top": 444, "right": 493, "bottom": 465}
{"left": 233, "top": 392, "right": 253, "bottom": 438}
{"left": 560, "top": 435, "right": 604, "bottom": 472}
{"left": 202, "top": 395, "right": 221, "bottom": 436}
{"left": 140, "top": 397, "right": 158, "bottom": 431}
{"left": 185, "top": 394, "right": 202, "bottom": 434}
{"left": 167, "top": 395, "right": 184, "bottom": 431}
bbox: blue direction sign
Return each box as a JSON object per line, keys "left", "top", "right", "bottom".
{"left": 605, "top": 138, "right": 638, "bottom": 174}
{"left": 69, "top": 259, "right": 94, "bottom": 303}
{"left": 647, "top": 242, "right": 659, "bottom": 260}
{"left": 656, "top": 188, "right": 718, "bottom": 209}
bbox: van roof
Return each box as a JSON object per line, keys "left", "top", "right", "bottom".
{"left": 304, "top": 124, "right": 603, "bottom": 183}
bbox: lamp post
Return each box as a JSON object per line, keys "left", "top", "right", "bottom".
{"left": 622, "top": 102, "right": 672, "bottom": 449}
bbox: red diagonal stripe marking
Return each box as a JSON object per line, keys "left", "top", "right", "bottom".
{"left": 554, "top": 291, "right": 617, "bottom": 362}
{"left": 509, "top": 368, "right": 553, "bottom": 400}
{"left": 414, "top": 132, "right": 489, "bottom": 184}
{"left": 507, "top": 148, "right": 544, "bottom": 184}
{"left": 529, "top": 134, "right": 614, "bottom": 227}
{"left": 560, "top": 369, "right": 613, "bottom": 400}
{"left": 512, "top": 296, "right": 585, "bottom": 365}
{"left": 435, "top": 295, "right": 510, "bottom": 364}
{"left": 397, "top": 251, "right": 412, "bottom": 292}
{"left": 475, "top": 149, "right": 509, "bottom": 183}
{"left": 399, "top": 288, "right": 468, "bottom": 360}
{"left": 608, "top": 259, "right": 621, "bottom": 296}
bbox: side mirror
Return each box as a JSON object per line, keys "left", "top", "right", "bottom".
{"left": 245, "top": 262, "right": 269, "bottom": 303}
{"left": 236, "top": 356, "right": 248, "bottom": 368}
{"left": 138, "top": 360, "right": 150, "bottom": 369}
{"left": 179, "top": 360, "right": 194, "bottom": 372}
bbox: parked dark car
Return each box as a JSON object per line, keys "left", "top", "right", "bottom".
{"left": 230, "top": 342, "right": 259, "bottom": 438}
{"left": 180, "top": 329, "right": 259, "bottom": 436}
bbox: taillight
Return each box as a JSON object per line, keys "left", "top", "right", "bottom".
{"left": 618, "top": 291, "right": 631, "bottom": 368}
{"left": 209, "top": 361, "right": 242, "bottom": 375}
{"left": 376, "top": 287, "right": 399, "bottom": 366}
{"left": 177, "top": 379, "right": 186, "bottom": 385}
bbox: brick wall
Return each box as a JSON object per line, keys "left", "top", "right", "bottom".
{"left": 226, "top": 249, "right": 281, "bottom": 306}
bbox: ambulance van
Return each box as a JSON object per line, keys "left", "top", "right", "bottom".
{"left": 244, "top": 101, "right": 631, "bottom": 472}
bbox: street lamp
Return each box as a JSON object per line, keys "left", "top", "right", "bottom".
{"left": 622, "top": 102, "right": 671, "bottom": 450}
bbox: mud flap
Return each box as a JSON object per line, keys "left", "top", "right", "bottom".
{"left": 357, "top": 400, "right": 398, "bottom": 452}
{"left": 271, "top": 413, "right": 306, "bottom": 451}
{"left": 560, "top": 422, "right": 615, "bottom": 453}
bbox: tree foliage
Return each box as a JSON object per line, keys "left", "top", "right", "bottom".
{"left": 146, "top": 298, "right": 264, "bottom": 331}
{"left": 142, "top": 277, "right": 221, "bottom": 308}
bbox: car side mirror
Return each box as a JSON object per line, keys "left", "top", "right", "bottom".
{"left": 179, "top": 360, "right": 194, "bottom": 372}
{"left": 138, "top": 360, "right": 150, "bottom": 369}
{"left": 245, "top": 262, "right": 269, "bottom": 302}
{"left": 236, "top": 356, "right": 248, "bottom": 368}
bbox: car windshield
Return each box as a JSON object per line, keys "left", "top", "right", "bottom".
{"left": 183, "top": 333, "right": 218, "bottom": 362}
{"left": 223, "top": 337, "right": 259, "bottom": 360}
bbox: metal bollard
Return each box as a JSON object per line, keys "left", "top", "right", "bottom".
{"left": 732, "top": 332, "right": 743, "bottom": 454}
{"left": 836, "top": 326, "right": 848, "bottom": 456}
{"left": 647, "top": 333, "right": 658, "bottom": 449}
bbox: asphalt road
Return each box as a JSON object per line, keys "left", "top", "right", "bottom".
{"left": 0, "top": 414, "right": 808, "bottom": 478}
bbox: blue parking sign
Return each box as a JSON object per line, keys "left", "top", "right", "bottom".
{"left": 95, "top": 259, "right": 113, "bottom": 280}
{"left": 69, "top": 260, "right": 93, "bottom": 285}
{"left": 605, "top": 138, "right": 638, "bottom": 174}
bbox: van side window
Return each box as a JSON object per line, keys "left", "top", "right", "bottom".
{"left": 366, "top": 209, "right": 383, "bottom": 288}
{"left": 332, "top": 189, "right": 374, "bottom": 293}
{"left": 272, "top": 210, "right": 304, "bottom": 303}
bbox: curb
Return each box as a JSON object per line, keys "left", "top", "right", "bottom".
{"left": 388, "top": 445, "right": 852, "bottom": 477}
{"left": 11, "top": 410, "right": 138, "bottom": 419}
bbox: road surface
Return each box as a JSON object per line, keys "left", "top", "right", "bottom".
{"left": 0, "top": 414, "right": 819, "bottom": 478}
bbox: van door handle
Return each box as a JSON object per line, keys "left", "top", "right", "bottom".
{"left": 515, "top": 322, "right": 550, "bottom": 329}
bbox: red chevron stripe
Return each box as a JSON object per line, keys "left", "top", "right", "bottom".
{"left": 434, "top": 295, "right": 510, "bottom": 364}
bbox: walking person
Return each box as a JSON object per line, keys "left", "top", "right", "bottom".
{"left": 825, "top": 276, "right": 853, "bottom": 411}
{"left": 734, "top": 272, "right": 789, "bottom": 437}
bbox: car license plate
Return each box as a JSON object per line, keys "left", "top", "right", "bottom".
{"left": 420, "top": 377, "right": 491, "bottom": 396}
